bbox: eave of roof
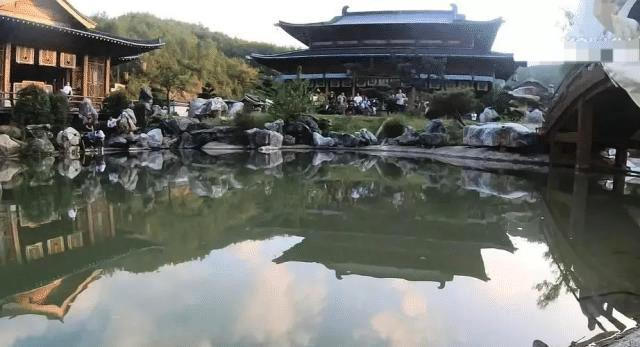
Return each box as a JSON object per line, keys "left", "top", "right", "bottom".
{"left": 277, "top": 15, "right": 504, "bottom": 27}
{"left": 0, "top": 14, "right": 164, "bottom": 49}
{"left": 251, "top": 48, "right": 515, "bottom": 60}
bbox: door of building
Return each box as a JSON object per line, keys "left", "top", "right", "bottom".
{"left": 87, "top": 57, "right": 105, "bottom": 98}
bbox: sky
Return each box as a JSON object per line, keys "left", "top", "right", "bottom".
{"left": 72, "top": 0, "right": 580, "bottom": 63}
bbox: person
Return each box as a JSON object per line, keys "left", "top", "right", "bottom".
{"left": 337, "top": 92, "right": 347, "bottom": 115}
{"left": 360, "top": 96, "right": 371, "bottom": 116}
{"left": 353, "top": 92, "right": 363, "bottom": 107}
{"left": 394, "top": 89, "right": 408, "bottom": 113}
{"left": 62, "top": 82, "right": 73, "bottom": 96}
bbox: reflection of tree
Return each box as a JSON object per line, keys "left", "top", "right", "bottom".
{"left": 535, "top": 251, "right": 578, "bottom": 309}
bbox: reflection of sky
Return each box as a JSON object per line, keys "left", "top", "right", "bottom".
{"left": 0, "top": 236, "right": 622, "bottom": 347}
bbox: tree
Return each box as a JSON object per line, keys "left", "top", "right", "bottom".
{"left": 428, "top": 90, "right": 480, "bottom": 123}
{"left": 13, "top": 85, "right": 52, "bottom": 129}
{"left": 149, "top": 57, "right": 191, "bottom": 107}
{"left": 270, "top": 77, "right": 313, "bottom": 121}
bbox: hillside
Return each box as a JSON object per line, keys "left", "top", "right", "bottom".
{"left": 93, "top": 13, "right": 290, "bottom": 101}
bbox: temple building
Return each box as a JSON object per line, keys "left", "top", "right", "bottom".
{"left": 0, "top": 0, "right": 163, "bottom": 111}
{"left": 251, "top": 5, "right": 522, "bottom": 94}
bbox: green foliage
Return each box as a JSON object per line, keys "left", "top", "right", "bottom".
{"left": 234, "top": 112, "right": 276, "bottom": 131}
{"left": 428, "top": 90, "right": 480, "bottom": 118}
{"left": 378, "top": 117, "right": 406, "bottom": 138}
{"left": 102, "top": 90, "right": 130, "bottom": 118}
{"left": 92, "top": 13, "right": 287, "bottom": 100}
{"left": 269, "top": 79, "right": 313, "bottom": 121}
{"left": 481, "top": 86, "right": 511, "bottom": 114}
{"left": 13, "top": 86, "right": 52, "bottom": 126}
{"left": 48, "top": 92, "right": 69, "bottom": 130}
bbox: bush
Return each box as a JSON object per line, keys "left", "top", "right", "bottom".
{"left": 102, "top": 90, "right": 130, "bottom": 118}
{"left": 13, "top": 85, "right": 52, "bottom": 126}
{"left": 481, "top": 86, "right": 510, "bottom": 115}
{"left": 378, "top": 117, "right": 406, "bottom": 138}
{"left": 269, "top": 78, "right": 313, "bottom": 121}
{"left": 427, "top": 89, "right": 480, "bottom": 118}
{"left": 234, "top": 111, "right": 276, "bottom": 130}
{"left": 49, "top": 92, "right": 69, "bottom": 130}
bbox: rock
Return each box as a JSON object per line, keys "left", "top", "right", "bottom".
{"left": 318, "top": 118, "right": 332, "bottom": 132}
{"left": 107, "top": 135, "right": 128, "bottom": 148}
{"left": 313, "top": 132, "right": 336, "bottom": 147}
{"left": 283, "top": 135, "right": 296, "bottom": 146}
{"left": 463, "top": 123, "right": 538, "bottom": 148}
{"left": 425, "top": 119, "right": 447, "bottom": 134}
{"left": 298, "top": 115, "right": 321, "bottom": 133}
{"left": 134, "top": 133, "right": 150, "bottom": 149}
{"left": 56, "top": 127, "right": 81, "bottom": 147}
{"left": 419, "top": 133, "right": 449, "bottom": 147}
{"left": 0, "top": 135, "right": 21, "bottom": 157}
{"left": 139, "top": 86, "right": 154, "bottom": 111}
{"left": 265, "top": 119, "right": 285, "bottom": 134}
{"left": 190, "top": 126, "right": 238, "bottom": 145}
{"left": 166, "top": 116, "right": 200, "bottom": 135}
{"left": 524, "top": 109, "right": 545, "bottom": 124}
{"left": 117, "top": 108, "right": 137, "bottom": 134}
{"left": 178, "top": 132, "right": 197, "bottom": 149}
{"left": 228, "top": 102, "right": 244, "bottom": 117}
{"left": 188, "top": 98, "right": 228, "bottom": 118}
{"left": 355, "top": 128, "right": 378, "bottom": 146}
{"left": 389, "top": 127, "right": 420, "bottom": 146}
{"left": 147, "top": 129, "right": 164, "bottom": 148}
{"left": 0, "top": 125, "right": 22, "bottom": 139}
{"left": 57, "top": 159, "right": 82, "bottom": 179}
{"left": 247, "top": 151, "right": 284, "bottom": 169}
{"left": 284, "top": 122, "right": 314, "bottom": 145}
{"left": 245, "top": 129, "right": 283, "bottom": 148}
{"left": 79, "top": 98, "right": 99, "bottom": 128}
{"left": 24, "top": 131, "right": 55, "bottom": 156}
{"left": 479, "top": 107, "right": 500, "bottom": 123}
{"left": 329, "top": 132, "right": 361, "bottom": 147}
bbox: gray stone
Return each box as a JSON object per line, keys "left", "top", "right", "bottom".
{"left": 313, "top": 132, "right": 336, "bottom": 147}
{"left": 166, "top": 116, "right": 200, "bottom": 134}
{"left": 265, "top": 119, "right": 285, "bottom": 134}
{"left": 56, "top": 127, "right": 81, "bottom": 148}
{"left": 0, "top": 135, "right": 21, "bottom": 157}
{"left": 283, "top": 135, "right": 296, "bottom": 146}
{"left": 389, "top": 127, "right": 420, "bottom": 146}
{"left": 189, "top": 97, "right": 228, "bottom": 118}
{"left": 178, "top": 132, "right": 197, "bottom": 149}
{"left": 147, "top": 129, "right": 164, "bottom": 148}
{"left": 284, "top": 122, "right": 314, "bottom": 145}
{"left": 107, "top": 136, "right": 128, "bottom": 148}
{"left": 24, "top": 131, "right": 55, "bottom": 156}
{"left": 0, "top": 125, "right": 22, "bottom": 139}
{"left": 479, "top": 107, "right": 500, "bottom": 123}
{"left": 419, "top": 133, "right": 449, "bottom": 147}
{"left": 117, "top": 108, "right": 137, "bottom": 134}
{"left": 425, "top": 119, "right": 447, "bottom": 134}
{"left": 524, "top": 109, "right": 545, "bottom": 124}
{"left": 228, "top": 102, "right": 244, "bottom": 117}
{"left": 463, "top": 123, "right": 538, "bottom": 148}
{"left": 245, "top": 129, "right": 283, "bottom": 148}
{"left": 329, "top": 132, "right": 361, "bottom": 147}
{"left": 355, "top": 128, "right": 378, "bottom": 146}
{"left": 298, "top": 115, "right": 321, "bottom": 134}
{"left": 139, "top": 86, "right": 154, "bottom": 112}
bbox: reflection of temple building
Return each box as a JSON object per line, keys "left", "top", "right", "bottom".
{"left": 542, "top": 171, "right": 640, "bottom": 343}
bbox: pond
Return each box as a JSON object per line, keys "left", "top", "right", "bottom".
{"left": 0, "top": 150, "right": 638, "bottom": 347}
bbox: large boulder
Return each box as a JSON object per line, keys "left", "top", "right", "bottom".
{"left": 56, "top": 127, "right": 81, "bottom": 148}
{"left": 298, "top": 115, "right": 321, "bottom": 134}
{"left": 190, "top": 126, "right": 238, "bottom": 145}
{"left": 388, "top": 127, "right": 420, "bottom": 146}
{"left": 147, "top": 129, "right": 164, "bottom": 148}
{"left": 524, "top": 109, "right": 545, "bottom": 124}
{"left": 283, "top": 135, "right": 296, "bottom": 146}
{"left": 117, "top": 108, "right": 137, "bottom": 134}
{"left": 228, "top": 102, "right": 244, "bottom": 117}
{"left": 0, "top": 125, "right": 22, "bottom": 139}
{"left": 107, "top": 135, "right": 128, "bottom": 148}
{"left": 189, "top": 98, "right": 228, "bottom": 118}
{"left": 245, "top": 129, "right": 283, "bottom": 148}
{"left": 425, "top": 119, "right": 447, "bottom": 134}
{"left": 24, "top": 131, "right": 55, "bottom": 156}
{"left": 329, "top": 132, "right": 362, "bottom": 148}
{"left": 178, "top": 132, "right": 197, "bottom": 149}
{"left": 0, "top": 135, "right": 21, "bottom": 157}
{"left": 265, "top": 119, "right": 285, "bottom": 134}
{"left": 79, "top": 99, "right": 99, "bottom": 128}
{"left": 284, "top": 122, "right": 314, "bottom": 145}
{"left": 164, "top": 116, "right": 201, "bottom": 135}
{"left": 355, "top": 128, "right": 378, "bottom": 146}
{"left": 419, "top": 133, "right": 449, "bottom": 147}
{"left": 463, "top": 123, "right": 538, "bottom": 148}
{"left": 479, "top": 108, "right": 500, "bottom": 123}
{"left": 313, "top": 132, "right": 336, "bottom": 147}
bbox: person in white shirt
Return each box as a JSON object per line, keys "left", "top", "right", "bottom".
{"left": 394, "top": 89, "right": 408, "bottom": 113}
{"left": 353, "top": 92, "right": 363, "bottom": 106}
{"left": 62, "top": 82, "right": 73, "bottom": 96}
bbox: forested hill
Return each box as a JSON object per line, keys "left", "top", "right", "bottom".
{"left": 93, "top": 13, "right": 290, "bottom": 100}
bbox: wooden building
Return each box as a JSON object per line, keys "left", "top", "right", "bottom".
{"left": 0, "top": 0, "right": 163, "bottom": 111}
{"left": 251, "top": 5, "right": 523, "bottom": 94}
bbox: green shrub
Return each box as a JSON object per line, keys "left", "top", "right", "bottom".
{"left": 269, "top": 78, "right": 313, "bottom": 121}
{"left": 378, "top": 117, "right": 406, "bottom": 138}
{"left": 427, "top": 89, "right": 480, "bottom": 118}
{"left": 102, "top": 90, "right": 130, "bottom": 118}
{"left": 13, "top": 85, "right": 52, "bottom": 126}
{"left": 234, "top": 111, "right": 276, "bottom": 130}
{"left": 481, "top": 86, "right": 510, "bottom": 114}
{"left": 49, "top": 92, "right": 69, "bottom": 130}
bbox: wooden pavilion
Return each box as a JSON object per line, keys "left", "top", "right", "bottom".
{"left": 0, "top": 0, "right": 163, "bottom": 112}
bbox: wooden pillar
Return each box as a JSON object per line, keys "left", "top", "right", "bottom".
{"left": 613, "top": 174, "right": 626, "bottom": 195}
{"left": 9, "top": 205, "right": 21, "bottom": 265}
{"left": 351, "top": 71, "right": 357, "bottom": 98}
{"left": 108, "top": 204, "right": 116, "bottom": 238}
{"left": 3, "top": 43, "right": 10, "bottom": 101}
{"left": 615, "top": 147, "right": 629, "bottom": 169}
{"left": 82, "top": 55, "right": 89, "bottom": 97}
{"left": 104, "top": 57, "right": 111, "bottom": 97}
{"left": 576, "top": 99, "right": 594, "bottom": 171}
{"left": 86, "top": 204, "right": 95, "bottom": 245}
{"left": 568, "top": 173, "right": 589, "bottom": 239}
{"left": 549, "top": 140, "right": 562, "bottom": 166}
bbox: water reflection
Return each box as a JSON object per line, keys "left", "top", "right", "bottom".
{"left": 0, "top": 151, "right": 638, "bottom": 346}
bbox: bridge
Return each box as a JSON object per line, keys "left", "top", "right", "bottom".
{"left": 542, "top": 63, "right": 640, "bottom": 171}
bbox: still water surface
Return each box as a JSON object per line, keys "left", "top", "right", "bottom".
{"left": 0, "top": 151, "right": 639, "bottom": 347}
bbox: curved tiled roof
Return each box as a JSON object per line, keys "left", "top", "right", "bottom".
{"left": 251, "top": 47, "right": 515, "bottom": 60}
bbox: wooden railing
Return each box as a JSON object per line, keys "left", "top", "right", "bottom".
{"left": 0, "top": 92, "right": 104, "bottom": 112}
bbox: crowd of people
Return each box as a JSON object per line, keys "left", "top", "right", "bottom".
{"left": 312, "top": 89, "right": 411, "bottom": 116}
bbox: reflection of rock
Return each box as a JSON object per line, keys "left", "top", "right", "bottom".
{"left": 463, "top": 123, "right": 538, "bottom": 148}
{"left": 355, "top": 128, "right": 378, "bottom": 146}
{"left": 312, "top": 152, "right": 335, "bottom": 166}
{"left": 0, "top": 161, "right": 23, "bottom": 183}
{"left": 313, "top": 132, "right": 336, "bottom": 147}
{"left": 462, "top": 170, "right": 538, "bottom": 202}
{"left": 265, "top": 119, "right": 285, "bottom": 134}
{"left": 0, "top": 125, "right": 22, "bottom": 139}
{"left": 0, "top": 135, "right": 21, "bottom": 157}
{"left": 388, "top": 127, "right": 420, "bottom": 146}
{"left": 57, "top": 159, "right": 82, "bottom": 179}
{"left": 247, "top": 151, "right": 284, "bottom": 169}
{"left": 246, "top": 129, "right": 283, "bottom": 149}
{"left": 24, "top": 130, "right": 55, "bottom": 156}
